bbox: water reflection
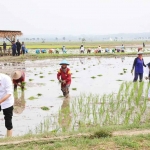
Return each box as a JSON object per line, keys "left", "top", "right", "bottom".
{"left": 58, "top": 98, "right": 71, "bottom": 132}
{"left": 14, "top": 91, "right": 26, "bottom": 114}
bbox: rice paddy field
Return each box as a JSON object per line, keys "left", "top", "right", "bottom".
{"left": 0, "top": 41, "right": 150, "bottom": 149}
{"left": 0, "top": 56, "right": 149, "bottom": 138}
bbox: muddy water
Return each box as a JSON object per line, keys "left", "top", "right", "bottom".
{"left": 0, "top": 56, "right": 149, "bottom": 137}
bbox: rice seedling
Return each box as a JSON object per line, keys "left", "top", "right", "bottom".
{"left": 76, "top": 70, "right": 79, "bottom": 72}
{"left": 29, "top": 79, "right": 33, "bottom": 81}
{"left": 116, "top": 79, "right": 123, "bottom": 81}
{"left": 40, "top": 76, "right": 44, "bottom": 78}
{"left": 83, "top": 68, "right": 86, "bottom": 70}
{"left": 41, "top": 106, "right": 49, "bottom": 111}
{"left": 35, "top": 74, "right": 38, "bottom": 76}
{"left": 28, "top": 96, "right": 38, "bottom": 100}
{"left": 72, "top": 88, "right": 77, "bottom": 90}
{"left": 91, "top": 76, "right": 96, "bottom": 79}
{"left": 72, "top": 77, "right": 76, "bottom": 78}
{"left": 37, "top": 93, "right": 42, "bottom": 96}
{"left": 39, "top": 72, "right": 43, "bottom": 74}
{"left": 119, "top": 73, "right": 123, "bottom": 75}
{"left": 50, "top": 80, "right": 55, "bottom": 81}
{"left": 97, "top": 74, "right": 102, "bottom": 77}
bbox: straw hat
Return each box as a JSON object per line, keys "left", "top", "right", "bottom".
{"left": 11, "top": 71, "right": 22, "bottom": 80}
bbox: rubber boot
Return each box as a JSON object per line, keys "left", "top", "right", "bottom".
{"left": 7, "top": 130, "right": 12, "bottom": 137}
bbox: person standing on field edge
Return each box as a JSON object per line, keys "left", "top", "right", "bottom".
{"left": 0, "top": 73, "right": 14, "bottom": 137}
{"left": 16, "top": 40, "right": 21, "bottom": 56}
{"left": 21, "top": 42, "right": 26, "bottom": 55}
{"left": 12, "top": 41, "right": 17, "bottom": 56}
{"left": 57, "top": 60, "right": 71, "bottom": 98}
{"left": 3, "top": 41, "right": 7, "bottom": 54}
{"left": 131, "top": 51, "right": 146, "bottom": 82}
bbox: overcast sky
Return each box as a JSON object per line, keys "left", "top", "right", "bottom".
{"left": 0, "top": 0, "right": 150, "bottom": 35}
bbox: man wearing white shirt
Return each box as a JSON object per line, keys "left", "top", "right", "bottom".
{"left": 145, "top": 63, "right": 150, "bottom": 100}
{"left": 0, "top": 73, "right": 14, "bottom": 137}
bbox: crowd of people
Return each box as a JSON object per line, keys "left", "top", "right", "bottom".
{"left": 11, "top": 40, "right": 27, "bottom": 56}
{"left": 2, "top": 40, "right": 27, "bottom": 56}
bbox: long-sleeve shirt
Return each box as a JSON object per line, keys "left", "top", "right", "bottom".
{"left": 0, "top": 73, "right": 14, "bottom": 109}
{"left": 57, "top": 68, "right": 71, "bottom": 85}
{"left": 132, "top": 57, "right": 146, "bottom": 73}
{"left": 16, "top": 42, "right": 21, "bottom": 49}
{"left": 13, "top": 72, "right": 25, "bottom": 85}
{"left": 12, "top": 43, "right": 17, "bottom": 50}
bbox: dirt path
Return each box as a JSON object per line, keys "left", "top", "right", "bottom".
{"left": 0, "top": 129, "right": 150, "bottom": 146}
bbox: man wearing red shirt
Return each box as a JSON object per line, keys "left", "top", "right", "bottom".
{"left": 57, "top": 60, "right": 71, "bottom": 98}
{"left": 11, "top": 71, "right": 25, "bottom": 91}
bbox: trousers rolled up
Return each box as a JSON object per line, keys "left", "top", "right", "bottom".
{"left": 61, "top": 84, "right": 70, "bottom": 96}
{"left": 0, "top": 106, "right": 13, "bottom": 130}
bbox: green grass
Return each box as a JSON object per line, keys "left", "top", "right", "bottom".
{"left": 72, "top": 88, "right": 77, "bottom": 90}
{"left": 41, "top": 106, "right": 49, "bottom": 111}
{"left": 10, "top": 41, "right": 150, "bottom": 49}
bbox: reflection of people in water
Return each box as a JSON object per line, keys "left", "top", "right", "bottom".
{"left": 14, "top": 91, "right": 25, "bottom": 114}
{"left": 58, "top": 98, "right": 71, "bottom": 132}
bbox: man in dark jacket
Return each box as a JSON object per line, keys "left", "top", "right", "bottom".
{"left": 16, "top": 40, "right": 21, "bottom": 56}
{"left": 12, "top": 41, "right": 17, "bottom": 56}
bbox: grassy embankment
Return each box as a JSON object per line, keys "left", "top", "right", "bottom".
{"left": 2, "top": 41, "right": 150, "bottom": 49}
{"left": 0, "top": 82, "right": 150, "bottom": 149}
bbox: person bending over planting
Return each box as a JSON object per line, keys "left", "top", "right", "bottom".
{"left": 11, "top": 70, "right": 25, "bottom": 91}
{"left": 57, "top": 60, "right": 71, "bottom": 98}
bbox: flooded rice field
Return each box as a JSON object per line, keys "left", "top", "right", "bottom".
{"left": 0, "top": 56, "right": 149, "bottom": 137}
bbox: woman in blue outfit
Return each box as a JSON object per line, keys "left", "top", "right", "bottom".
{"left": 131, "top": 51, "right": 146, "bottom": 82}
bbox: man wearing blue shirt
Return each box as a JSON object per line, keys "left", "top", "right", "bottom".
{"left": 12, "top": 41, "right": 17, "bottom": 56}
